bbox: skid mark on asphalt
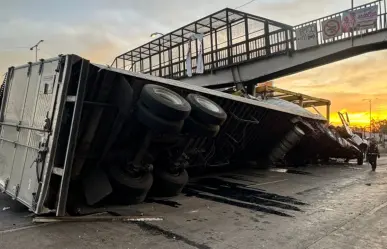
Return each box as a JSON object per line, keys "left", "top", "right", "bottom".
{"left": 220, "top": 174, "right": 263, "bottom": 184}
{"left": 135, "top": 222, "right": 212, "bottom": 249}
{"left": 183, "top": 177, "right": 307, "bottom": 217}
{"left": 247, "top": 179, "right": 288, "bottom": 187}
{"left": 296, "top": 187, "right": 321, "bottom": 196}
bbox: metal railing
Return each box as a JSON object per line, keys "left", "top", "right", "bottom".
{"left": 293, "top": 0, "right": 386, "bottom": 49}
{"left": 139, "top": 26, "right": 293, "bottom": 79}
{"left": 117, "top": 0, "right": 386, "bottom": 80}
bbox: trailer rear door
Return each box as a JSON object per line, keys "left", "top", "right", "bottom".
{"left": 0, "top": 59, "right": 63, "bottom": 210}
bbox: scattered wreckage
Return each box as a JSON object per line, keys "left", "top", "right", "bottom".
{"left": 227, "top": 86, "right": 368, "bottom": 166}
{"left": 0, "top": 55, "right": 367, "bottom": 216}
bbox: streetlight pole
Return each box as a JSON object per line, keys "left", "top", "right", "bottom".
{"left": 363, "top": 98, "right": 378, "bottom": 136}
{"left": 30, "top": 40, "right": 44, "bottom": 62}
{"left": 369, "top": 99, "right": 372, "bottom": 134}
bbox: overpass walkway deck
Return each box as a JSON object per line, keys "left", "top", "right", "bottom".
{"left": 113, "top": 0, "right": 387, "bottom": 90}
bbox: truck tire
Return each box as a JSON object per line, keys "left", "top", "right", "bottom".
{"left": 150, "top": 168, "right": 189, "bottom": 197}
{"left": 182, "top": 116, "right": 220, "bottom": 137}
{"left": 269, "top": 146, "right": 287, "bottom": 163}
{"left": 140, "top": 84, "right": 191, "bottom": 121}
{"left": 186, "top": 93, "right": 227, "bottom": 125}
{"left": 137, "top": 103, "right": 183, "bottom": 134}
{"left": 281, "top": 139, "right": 293, "bottom": 151}
{"left": 269, "top": 126, "right": 305, "bottom": 163}
{"left": 108, "top": 165, "right": 153, "bottom": 204}
{"left": 283, "top": 126, "right": 305, "bottom": 146}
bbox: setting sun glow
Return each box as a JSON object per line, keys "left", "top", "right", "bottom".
{"left": 276, "top": 51, "right": 387, "bottom": 127}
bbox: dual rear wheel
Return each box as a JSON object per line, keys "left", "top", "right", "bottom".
{"left": 108, "top": 84, "right": 227, "bottom": 203}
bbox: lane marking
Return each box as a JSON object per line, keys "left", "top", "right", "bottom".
{"left": 367, "top": 201, "right": 387, "bottom": 216}
{"left": 305, "top": 200, "right": 387, "bottom": 248}
{"left": 247, "top": 179, "right": 288, "bottom": 187}
{"left": 0, "top": 223, "right": 49, "bottom": 235}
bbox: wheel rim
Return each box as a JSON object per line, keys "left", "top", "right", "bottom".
{"left": 153, "top": 88, "right": 183, "bottom": 105}
{"left": 196, "top": 96, "right": 220, "bottom": 113}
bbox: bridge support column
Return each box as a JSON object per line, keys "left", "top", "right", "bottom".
{"left": 247, "top": 83, "right": 256, "bottom": 96}
{"left": 231, "top": 66, "right": 242, "bottom": 86}
{"left": 326, "top": 104, "right": 331, "bottom": 123}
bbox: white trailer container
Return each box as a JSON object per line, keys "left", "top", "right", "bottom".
{"left": 0, "top": 55, "right": 324, "bottom": 216}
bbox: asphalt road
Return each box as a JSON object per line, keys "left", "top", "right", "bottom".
{"left": 1, "top": 157, "right": 387, "bottom": 249}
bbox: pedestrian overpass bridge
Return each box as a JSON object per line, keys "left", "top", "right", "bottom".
{"left": 113, "top": 0, "right": 387, "bottom": 91}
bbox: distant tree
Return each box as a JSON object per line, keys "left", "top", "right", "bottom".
{"left": 372, "top": 119, "right": 387, "bottom": 133}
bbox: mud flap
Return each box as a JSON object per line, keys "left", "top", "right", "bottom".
{"left": 82, "top": 167, "right": 112, "bottom": 206}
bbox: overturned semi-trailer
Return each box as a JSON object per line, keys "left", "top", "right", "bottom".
{"left": 0, "top": 55, "right": 327, "bottom": 215}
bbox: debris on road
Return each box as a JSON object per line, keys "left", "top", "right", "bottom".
{"left": 33, "top": 215, "right": 163, "bottom": 223}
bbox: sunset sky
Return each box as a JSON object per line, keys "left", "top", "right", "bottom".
{"left": 1, "top": 0, "right": 386, "bottom": 126}
{"left": 275, "top": 50, "right": 387, "bottom": 126}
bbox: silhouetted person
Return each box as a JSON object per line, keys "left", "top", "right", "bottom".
{"left": 367, "top": 138, "right": 380, "bottom": 171}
